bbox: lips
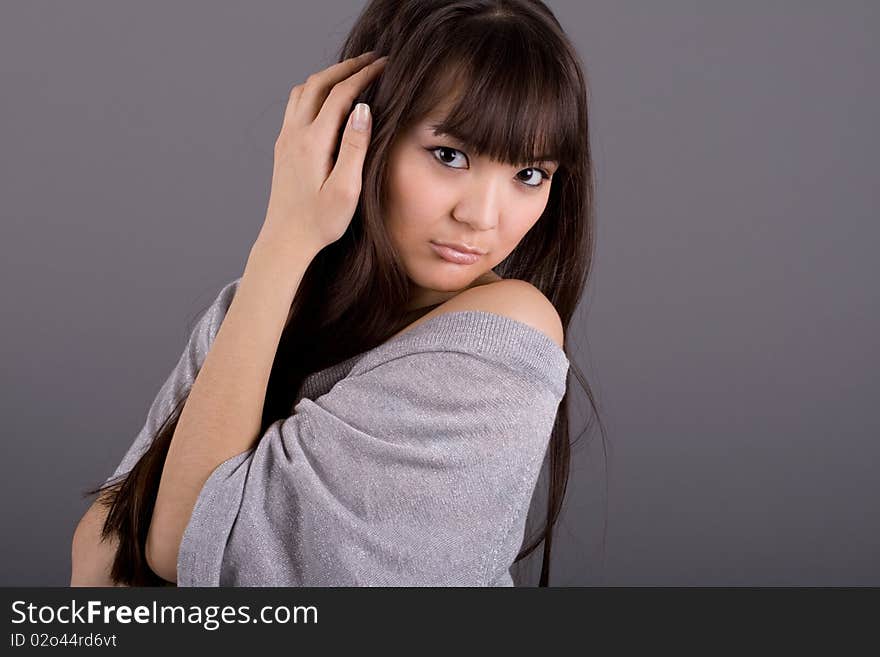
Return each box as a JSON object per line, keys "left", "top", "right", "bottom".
{"left": 429, "top": 242, "right": 482, "bottom": 265}
{"left": 433, "top": 240, "right": 485, "bottom": 255}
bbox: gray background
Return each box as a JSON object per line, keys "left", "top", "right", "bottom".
{"left": 1, "top": 1, "right": 876, "bottom": 586}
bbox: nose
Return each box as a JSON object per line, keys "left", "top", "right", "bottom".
{"left": 450, "top": 173, "right": 500, "bottom": 231}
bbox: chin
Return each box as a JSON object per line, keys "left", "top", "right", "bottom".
{"left": 407, "top": 265, "right": 475, "bottom": 293}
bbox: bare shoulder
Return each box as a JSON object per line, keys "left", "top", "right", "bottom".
{"left": 434, "top": 279, "right": 565, "bottom": 348}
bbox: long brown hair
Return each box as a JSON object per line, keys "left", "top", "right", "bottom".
{"left": 83, "top": 0, "right": 607, "bottom": 587}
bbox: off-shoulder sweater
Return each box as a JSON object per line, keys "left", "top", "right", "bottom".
{"left": 104, "top": 277, "right": 569, "bottom": 587}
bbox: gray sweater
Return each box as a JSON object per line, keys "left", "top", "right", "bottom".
{"left": 105, "top": 277, "right": 569, "bottom": 586}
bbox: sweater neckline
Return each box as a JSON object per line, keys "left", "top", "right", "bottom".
{"left": 302, "top": 309, "right": 570, "bottom": 399}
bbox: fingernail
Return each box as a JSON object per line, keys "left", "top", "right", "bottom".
{"left": 352, "top": 103, "right": 370, "bottom": 131}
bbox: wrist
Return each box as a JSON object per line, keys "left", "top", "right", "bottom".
{"left": 243, "top": 229, "right": 316, "bottom": 315}
{"left": 252, "top": 218, "right": 324, "bottom": 263}
{"left": 248, "top": 231, "right": 317, "bottom": 276}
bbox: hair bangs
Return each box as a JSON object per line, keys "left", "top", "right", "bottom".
{"left": 405, "top": 16, "right": 579, "bottom": 172}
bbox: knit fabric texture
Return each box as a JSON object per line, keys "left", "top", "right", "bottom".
{"left": 105, "top": 277, "right": 569, "bottom": 586}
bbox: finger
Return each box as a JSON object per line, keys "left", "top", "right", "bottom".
{"left": 280, "top": 84, "right": 305, "bottom": 136}
{"left": 322, "top": 102, "right": 372, "bottom": 210}
{"left": 312, "top": 56, "right": 388, "bottom": 136}
{"left": 293, "top": 51, "right": 380, "bottom": 126}
{"left": 281, "top": 52, "right": 376, "bottom": 131}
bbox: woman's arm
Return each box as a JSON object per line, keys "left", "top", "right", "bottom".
{"left": 146, "top": 228, "right": 316, "bottom": 582}
{"left": 146, "top": 51, "right": 383, "bottom": 582}
{"left": 70, "top": 501, "right": 127, "bottom": 587}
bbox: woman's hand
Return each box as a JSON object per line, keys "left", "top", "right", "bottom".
{"left": 259, "top": 50, "right": 388, "bottom": 256}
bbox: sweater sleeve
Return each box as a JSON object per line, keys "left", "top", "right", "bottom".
{"left": 176, "top": 311, "right": 569, "bottom": 587}
{"left": 102, "top": 278, "right": 241, "bottom": 486}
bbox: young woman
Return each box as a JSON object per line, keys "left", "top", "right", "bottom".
{"left": 72, "top": 0, "right": 605, "bottom": 587}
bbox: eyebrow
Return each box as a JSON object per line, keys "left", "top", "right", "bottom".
{"left": 426, "top": 123, "right": 558, "bottom": 166}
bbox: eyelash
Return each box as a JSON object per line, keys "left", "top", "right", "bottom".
{"left": 425, "top": 146, "right": 552, "bottom": 189}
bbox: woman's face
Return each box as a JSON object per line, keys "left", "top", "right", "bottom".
{"left": 384, "top": 105, "right": 558, "bottom": 311}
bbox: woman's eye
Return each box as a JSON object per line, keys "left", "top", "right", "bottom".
{"left": 516, "top": 168, "right": 551, "bottom": 188}
{"left": 429, "top": 146, "right": 467, "bottom": 168}
{"left": 427, "top": 146, "right": 551, "bottom": 189}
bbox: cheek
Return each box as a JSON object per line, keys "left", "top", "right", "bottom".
{"left": 505, "top": 208, "right": 544, "bottom": 243}
{"left": 389, "top": 162, "right": 449, "bottom": 227}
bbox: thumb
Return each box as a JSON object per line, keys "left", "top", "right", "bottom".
{"left": 326, "top": 103, "right": 372, "bottom": 201}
